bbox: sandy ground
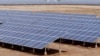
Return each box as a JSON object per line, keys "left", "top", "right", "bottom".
{"left": 0, "top": 5, "right": 100, "bottom": 56}
{"left": 0, "top": 5, "right": 100, "bottom": 15}
{"left": 0, "top": 43, "right": 100, "bottom": 56}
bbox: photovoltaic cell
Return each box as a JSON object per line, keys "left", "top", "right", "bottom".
{"left": 0, "top": 10, "right": 100, "bottom": 49}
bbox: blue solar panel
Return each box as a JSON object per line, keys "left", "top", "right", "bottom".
{"left": 1, "top": 23, "right": 99, "bottom": 43}
{"left": 0, "top": 29, "right": 58, "bottom": 49}
{"left": 0, "top": 10, "right": 96, "bottom": 17}
{"left": 0, "top": 14, "right": 98, "bottom": 24}
{"left": 2, "top": 22, "right": 100, "bottom": 36}
{"left": 0, "top": 10, "right": 97, "bottom": 23}
{"left": 0, "top": 10, "right": 100, "bottom": 49}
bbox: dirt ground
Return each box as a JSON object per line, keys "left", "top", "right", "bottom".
{"left": 0, "top": 5, "right": 100, "bottom": 56}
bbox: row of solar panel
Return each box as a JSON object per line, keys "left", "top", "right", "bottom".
{"left": 0, "top": 13, "right": 97, "bottom": 23}
{"left": 0, "top": 10, "right": 64, "bottom": 49}
{"left": 1, "top": 11, "right": 98, "bottom": 23}
{"left": 4, "top": 16, "right": 99, "bottom": 27}
{"left": 4, "top": 16, "right": 99, "bottom": 43}
{"left": 0, "top": 13, "right": 95, "bottom": 19}
{"left": 0, "top": 13, "right": 97, "bottom": 21}
{"left": 0, "top": 10, "right": 96, "bottom": 17}
{"left": 0, "top": 13, "right": 99, "bottom": 24}
{"left": 5, "top": 21, "right": 99, "bottom": 28}
{"left": 0, "top": 17, "right": 98, "bottom": 26}
{"left": 4, "top": 17, "right": 100, "bottom": 27}
{"left": 6, "top": 21, "right": 100, "bottom": 28}
{"left": 0, "top": 23, "right": 98, "bottom": 43}
{"left": 36, "top": 20, "right": 100, "bottom": 25}
{"left": 1, "top": 17, "right": 99, "bottom": 26}
{"left": 2, "top": 23, "right": 100, "bottom": 38}
{"left": 0, "top": 29, "right": 58, "bottom": 49}
{"left": 0, "top": 11, "right": 94, "bottom": 17}
{"left": 0, "top": 36, "right": 48, "bottom": 49}
{"left": 6, "top": 22, "right": 100, "bottom": 28}
{"left": 29, "top": 25, "right": 100, "bottom": 32}
{"left": 4, "top": 22, "right": 100, "bottom": 33}
{"left": 0, "top": 26, "right": 65, "bottom": 37}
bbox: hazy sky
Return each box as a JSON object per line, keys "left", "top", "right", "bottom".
{"left": 0, "top": 0, "right": 99, "bottom": 4}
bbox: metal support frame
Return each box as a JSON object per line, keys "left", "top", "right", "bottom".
{"left": 83, "top": 42, "right": 85, "bottom": 46}
{"left": 59, "top": 38, "right": 62, "bottom": 55}
{"left": 72, "top": 40, "right": 74, "bottom": 44}
{"left": 95, "top": 42, "right": 98, "bottom": 48}
{"left": 32, "top": 48, "right": 35, "bottom": 53}
{"left": 11, "top": 45, "right": 14, "bottom": 48}
{"left": 21, "top": 46, "right": 24, "bottom": 51}
{"left": 44, "top": 47, "right": 47, "bottom": 56}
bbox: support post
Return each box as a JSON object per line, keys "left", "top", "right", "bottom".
{"left": 21, "top": 46, "right": 24, "bottom": 51}
{"left": 11, "top": 45, "right": 14, "bottom": 48}
{"left": 83, "top": 42, "right": 85, "bottom": 46}
{"left": 95, "top": 42, "right": 98, "bottom": 48}
{"left": 59, "top": 38, "right": 62, "bottom": 55}
{"left": 32, "top": 49, "right": 35, "bottom": 53}
{"left": 72, "top": 40, "right": 74, "bottom": 44}
{"left": 44, "top": 47, "right": 47, "bottom": 56}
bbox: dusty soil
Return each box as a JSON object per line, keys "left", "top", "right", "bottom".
{"left": 0, "top": 5, "right": 100, "bottom": 56}
{"left": 0, "top": 5, "right": 100, "bottom": 15}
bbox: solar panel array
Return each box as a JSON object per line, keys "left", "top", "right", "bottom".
{"left": 0, "top": 10, "right": 100, "bottom": 49}
{"left": 0, "top": 0, "right": 100, "bottom": 5}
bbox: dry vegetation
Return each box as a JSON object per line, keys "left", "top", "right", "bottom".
{"left": 0, "top": 5, "right": 100, "bottom": 56}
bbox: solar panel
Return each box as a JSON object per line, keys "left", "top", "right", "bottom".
{"left": 0, "top": 29, "right": 59, "bottom": 49}
{"left": 0, "top": 14, "right": 97, "bottom": 23}
{"left": 0, "top": 10, "right": 96, "bottom": 21}
{"left": 0, "top": 15, "right": 99, "bottom": 27}
{"left": 2, "top": 21, "right": 100, "bottom": 43}
{"left": 0, "top": 10, "right": 96, "bottom": 17}
{"left": 0, "top": 10, "right": 100, "bottom": 49}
